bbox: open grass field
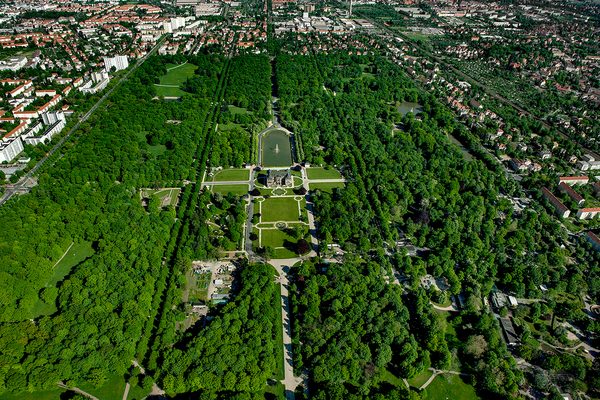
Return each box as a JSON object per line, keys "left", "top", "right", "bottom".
{"left": 380, "top": 369, "right": 403, "bottom": 387}
{"left": 218, "top": 122, "right": 244, "bottom": 131}
{"left": 427, "top": 374, "right": 479, "bottom": 400}
{"left": 307, "top": 168, "right": 342, "bottom": 180}
{"left": 31, "top": 241, "right": 95, "bottom": 318}
{"left": 154, "top": 62, "right": 197, "bottom": 98}
{"left": 211, "top": 184, "right": 249, "bottom": 197}
{"left": 213, "top": 169, "right": 250, "bottom": 182}
{"left": 407, "top": 370, "right": 433, "bottom": 388}
{"left": 135, "top": 131, "right": 167, "bottom": 157}
{"left": 127, "top": 382, "right": 152, "bottom": 400}
{"left": 273, "top": 283, "right": 285, "bottom": 380}
{"left": 141, "top": 188, "right": 181, "bottom": 207}
{"left": 228, "top": 105, "right": 252, "bottom": 115}
{"left": 261, "top": 197, "right": 300, "bottom": 222}
{"left": 76, "top": 372, "right": 128, "bottom": 400}
{"left": 1, "top": 388, "right": 66, "bottom": 400}
{"left": 154, "top": 85, "right": 185, "bottom": 98}
{"left": 261, "top": 228, "right": 296, "bottom": 248}
{"left": 309, "top": 182, "right": 345, "bottom": 193}
{"left": 160, "top": 62, "right": 197, "bottom": 86}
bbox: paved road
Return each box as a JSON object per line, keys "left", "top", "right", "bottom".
{"left": 0, "top": 36, "right": 166, "bottom": 206}
{"left": 269, "top": 260, "right": 305, "bottom": 399}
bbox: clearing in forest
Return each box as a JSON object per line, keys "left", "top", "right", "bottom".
{"left": 141, "top": 188, "right": 181, "bottom": 207}
{"left": 155, "top": 62, "right": 198, "bottom": 97}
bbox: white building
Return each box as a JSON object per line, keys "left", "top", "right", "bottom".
{"left": 103, "top": 55, "right": 129, "bottom": 72}
{"left": 23, "top": 118, "right": 66, "bottom": 146}
{"left": 0, "top": 136, "right": 24, "bottom": 163}
{"left": 91, "top": 71, "right": 109, "bottom": 83}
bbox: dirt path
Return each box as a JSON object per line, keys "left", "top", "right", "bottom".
{"left": 53, "top": 242, "right": 74, "bottom": 268}
{"left": 419, "top": 369, "right": 471, "bottom": 390}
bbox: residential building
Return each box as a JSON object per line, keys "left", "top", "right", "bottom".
{"left": 23, "top": 118, "right": 65, "bottom": 146}
{"left": 559, "top": 183, "right": 585, "bottom": 207}
{"left": 499, "top": 318, "right": 519, "bottom": 346}
{"left": 577, "top": 160, "right": 590, "bottom": 171}
{"left": 577, "top": 208, "right": 600, "bottom": 220}
{"left": 0, "top": 136, "right": 24, "bottom": 163}
{"left": 509, "top": 158, "right": 528, "bottom": 172}
{"left": 103, "top": 55, "right": 129, "bottom": 72}
{"left": 584, "top": 231, "right": 600, "bottom": 252}
{"left": 541, "top": 187, "right": 570, "bottom": 218}
{"left": 539, "top": 151, "right": 551, "bottom": 160}
{"left": 558, "top": 176, "right": 589, "bottom": 186}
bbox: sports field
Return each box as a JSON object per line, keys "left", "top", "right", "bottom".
{"left": 261, "top": 197, "right": 300, "bottom": 222}
{"left": 155, "top": 62, "right": 197, "bottom": 97}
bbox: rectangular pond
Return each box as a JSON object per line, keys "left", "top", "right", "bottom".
{"left": 262, "top": 130, "right": 292, "bottom": 167}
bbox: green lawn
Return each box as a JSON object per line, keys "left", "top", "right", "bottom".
{"left": 272, "top": 248, "right": 298, "bottom": 259}
{"left": 380, "top": 368, "right": 403, "bottom": 387}
{"left": 306, "top": 168, "right": 342, "bottom": 180}
{"left": 0, "top": 388, "right": 66, "bottom": 400}
{"left": 261, "top": 228, "right": 296, "bottom": 248}
{"left": 273, "top": 283, "right": 285, "bottom": 380}
{"left": 427, "top": 374, "right": 479, "bottom": 400}
{"left": 154, "top": 85, "right": 185, "bottom": 98}
{"left": 213, "top": 169, "right": 250, "bottom": 182}
{"left": 141, "top": 188, "right": 181, "bottom": 207}
{"left": 136, "top": 131, "right": 167, "bottom": 157}
{"left": 211, "top": 184, "right": 249, "bottom": 196}
{"left": 218, "top": 122, "right": 244, "bottom": 131}
{"left": 160, "top": 62, "right": 198, "bottom": 86}
{"left": 154, "top": 62, "right": 197, "bottom": 98}
{"left": 228, "top": 105, "right": 252, "bottom": 115}
{"left": 309, "top": 182, "right": 345, "bottom": 193}
{"left": 31, "top": 241, "right": 95, "bottom": 318}
{"left": 127, "top": 383, "right": 152, "bottom": 400}
{"left": 407, "top": 370, "right": 433, "bottom": 388}
{"left": 261, "top": 197, "right": 300, "bottom": 222}
{"left": 75, "top": 372, "right": 128, "bottom": 400}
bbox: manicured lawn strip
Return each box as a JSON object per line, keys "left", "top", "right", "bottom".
{"left": 262, "top": 228, "right": 296, "bottom": 248}
{"left": 159, "top": 63, "right": 198, "bottom": 86}
{"left": 273, "top": 248, "right": 298, "bottom": 259}
{"left": 426, "top": 374, "right": 479, "bottom": 400}
{"left": 309, "top": 182, "right": 345, "bottom": 193}
{"left": 261, "top": 197, "right": 300, "bottom": 222}
{"left": 306, "top": 168, "right": 342, "bottom": 179}
{"left": 213, "top": 169, "right": 250, "bottom": 182}
{"left": 407, "top": 370, "right": 433, "bottom": 388}
{"left": 211, "top": 184, "right": 249, "bottom": 196}
{"left": 273, "top": 283, "right": 285, "bottom": 380}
